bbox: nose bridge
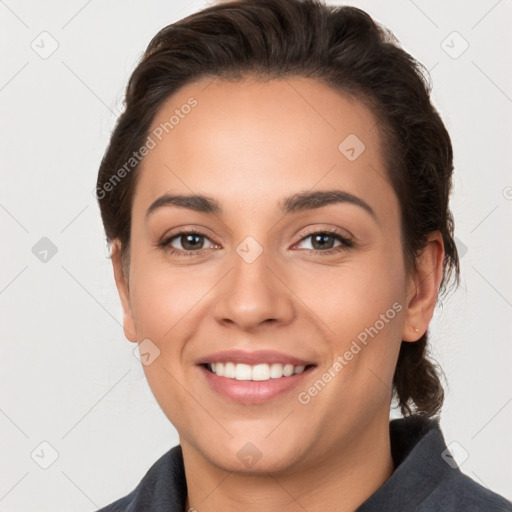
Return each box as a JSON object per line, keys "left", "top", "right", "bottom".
{"left": 212, "top": 234, "right": 295, "bottom": 329}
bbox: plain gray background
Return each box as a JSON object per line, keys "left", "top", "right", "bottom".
{"left": 1, "top": 0, "right": 511, "bottom": 510}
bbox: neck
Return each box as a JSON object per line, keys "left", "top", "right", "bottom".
{"left": 182, "top": 416, "right": 394, "bottom": 512}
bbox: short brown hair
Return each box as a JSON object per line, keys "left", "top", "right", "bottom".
{"left": 96, "top": 0, "right": 460, "bottom": 417}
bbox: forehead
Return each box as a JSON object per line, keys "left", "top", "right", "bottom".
{"left": 134, "top": 76, "right": 395, "bottom": 218}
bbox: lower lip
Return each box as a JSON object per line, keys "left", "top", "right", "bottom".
{"left": 199, "top": 365, "right": 315, "bottom": 404}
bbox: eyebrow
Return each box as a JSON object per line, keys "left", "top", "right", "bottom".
{"left": 146, "top": 189, "right": 376, "bottom": 220}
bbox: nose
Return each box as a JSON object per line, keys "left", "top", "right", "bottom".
{"left": 212, "top": 244, "right": 296, "bottom": 331}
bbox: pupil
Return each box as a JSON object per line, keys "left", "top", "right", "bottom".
{"left": 183, "top": 234, "right": 202, "bottom": 250}
{"left": 313, "top": 234, "right": 333, "bottom": 250}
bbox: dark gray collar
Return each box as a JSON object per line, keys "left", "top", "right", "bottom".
{"left": 356, "top": 416, "right": 446, "bottom": 511}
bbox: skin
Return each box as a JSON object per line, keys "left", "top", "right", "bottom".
{"left": 111, "top": 76, "right": 444, "bottom": 511}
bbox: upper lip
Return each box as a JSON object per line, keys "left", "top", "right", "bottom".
{"left": 196, "top": 349, "right": 315, "bottom": 366}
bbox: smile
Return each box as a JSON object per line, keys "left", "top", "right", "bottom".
{"left": 198, "top": 360, "right": 316, "bottom": 404}
{"left": 207, "top": 362, "right": 311, "bottom": 381}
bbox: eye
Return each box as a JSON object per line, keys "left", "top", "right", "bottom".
{"left": 294, "top": 229, "right": 353, "bottom": 254}
{"left": 159, "top": 229, "right": 218, "bottom": 256}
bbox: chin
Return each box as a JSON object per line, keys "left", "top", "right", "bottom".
{"left": 198, "top": 434, "right": 309, "bottom": 475}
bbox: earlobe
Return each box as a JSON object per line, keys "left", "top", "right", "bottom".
{"left": 110, "top": 240, "right": 137, "bottom": 343}
{"left": 402, "top": 232, "right": 445, "bottom": 342}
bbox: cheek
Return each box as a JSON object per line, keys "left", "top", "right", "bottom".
{"left": 291, "top": 249, "right": 406, "bottom": 342}
{"left": 129, "top": 261, "right": 205, "bottom": 428}
{"left": 129, "top": 258, "right": 214, "bottom": 341}
{"left": 294, "top": 249, "right": 406, "bottom": 401}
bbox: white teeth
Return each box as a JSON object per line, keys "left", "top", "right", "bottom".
{"left": 209, "top": 362, "right": 308, "bottom": 381}
{"left": 224, "top": 362, "right": 236, "bottom": 378}
{"left": 235, "top": 363, "right": 252, "bottom": 381}
{"left": 252, "top": 363, "right": 270, "bottom": 381}
{"left": 283, "top": 364, "right": 294, "bottom": 377}
{"left": 270, "top": 363, "right": 283, "bottom": 378}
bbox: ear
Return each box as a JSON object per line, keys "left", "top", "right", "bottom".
{"left": 402, "top": 231, "right": 445, "bottom": 342}
{"left": 111, "top": 240, "right": 137, "bottom": 343}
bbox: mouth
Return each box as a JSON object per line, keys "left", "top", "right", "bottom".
{"left": 196, "top": 351, "right": 317, "bottom": 404}
{"left": 202, "top": 361, "right": 316, "bottom": 381}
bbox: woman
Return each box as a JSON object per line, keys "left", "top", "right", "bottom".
{"left": 95, "top": 0, "right": 511, "bottom": 510}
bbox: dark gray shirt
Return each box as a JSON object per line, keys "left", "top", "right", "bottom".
{"left": 96, "top": 416, "right": 511, "bottom": 511}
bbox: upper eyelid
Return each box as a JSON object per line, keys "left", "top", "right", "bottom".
{"left": 297, "top": 226, "right": 352, "bottom": 241}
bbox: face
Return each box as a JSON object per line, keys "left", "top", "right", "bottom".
{"left": 113, "top": 76, "right": 433, "bottom": 474}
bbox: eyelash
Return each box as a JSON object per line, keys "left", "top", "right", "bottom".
{"left": 157, "top": 228, "right": 354, "bottom": 257}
